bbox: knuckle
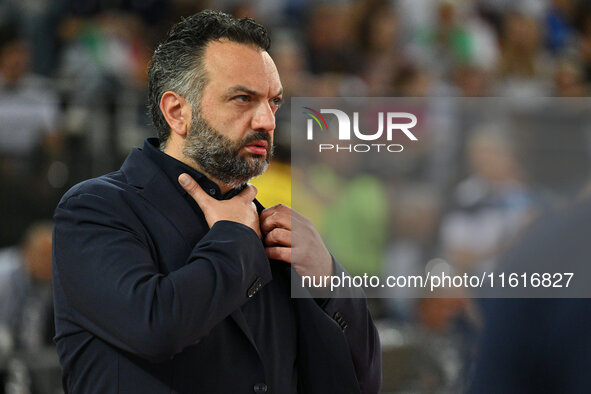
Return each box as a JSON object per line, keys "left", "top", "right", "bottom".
{"left": 186, "top": 183, "right": 198, "bottom": 196}
{"left": 270, "top": 216, "right": 281, "bottom": 228}
{"left": 276, "top": 228, "right": 286, "bottom": 240}
{"left": 262, "top": 212, "right": 274, "bottom": 225}
{"left": 273, "top": 249, "right": 282, "bottom": 260}
{"left": 282, "top": 248, "right": 290, "bottom": 260}
{"left": 274, "top": 248, "right": 282, "bottom": 260}
{"left": 259, "top": 208, "right": 270, "bottom": 220}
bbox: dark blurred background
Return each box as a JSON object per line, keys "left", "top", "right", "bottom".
{"left": 1, "top": 0, "right": 590, "bottom": 393}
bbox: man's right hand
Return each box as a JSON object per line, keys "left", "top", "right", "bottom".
{"left": 178, "top": 173, "right": 261, "bottom": 238}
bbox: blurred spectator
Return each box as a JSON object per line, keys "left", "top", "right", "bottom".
{"left": 57, "top": 12, "right": 152, "bottom": 172}
{"left": 352, "top": 0, "right": 402, "bottom": 96}
{"left": 476, "top": 0, "right": 547, "bottom": 29}
{"left": 270, "top": 29, "right": 312, "bottom": 97}
{"left": 353, "top": 0, "right": 400, "bottom": 62}
{"left": 574, "top": 2, "right": 591, "bottom": 85}
{"left": 0, "top": 222, "right": 54, "bottom": 352}
{"left": 381, "top": 183, "right": 442, "bottom": 321}
{"left": 292, "top": 143, "right": 389, "bottom": 279}
{"left": 439, "top": 127, "right": 535, "bottom": 276}
{"left": 545, "top": 0, "right": 576, "bottom": 55}
{"left": 515, "top": 100, "right": 591, "bottom": 199}
{"left": 392, "top": 65, "right": 432, "bottom": 97}
{"left": 553, "top": 59, "right": 588, "bottom": 96}
{"left": 496, "top": 12, "right": 552, "bottom": 96}
{"left": 0, "top": 24, "right": 62, "bottom": 178}
{"left": 57, "top": 12, "right": 151, "bottom": 109}
{"left": 407, "top": 1, "right": 497, "bottom": 79}
{"left": 310, "top": 162, "right": 389, "bottom": 279}
{"left": 304, "top": 3, "right": 361, "bottom": 74}
{"left": 453, "top": 64, "right": 491, "bottom": 97}
{"left": 0, "top": 0, "right": 69, "bottom": 76}
{"left": 468, "top": 197, "right": 591, "bottom": 393}
{"left": 417, "top": 125, "right": 541, "bottom": 390}
{"left": 67, "top": 0, "right": 170, "bottom": 24}
{"left": 308, "top": 72, "right": 367, "bottom": 97}
{"left": 0, "top": 23, "right": 63, "bottom": 247}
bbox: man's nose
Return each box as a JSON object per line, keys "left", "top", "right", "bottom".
{"left": 251, "top": 103, "right": 276, "bottom": 134}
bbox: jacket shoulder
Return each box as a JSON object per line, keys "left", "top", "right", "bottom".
{"left": 58, "top": 170, "right": 132, "bottom": 207}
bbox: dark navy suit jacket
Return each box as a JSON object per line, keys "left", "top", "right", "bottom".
{"left": 52, "top": 144, "right": 381, "bottom": 393}
{"left": 468, "top": 198, "right": 591, "bottom": 394}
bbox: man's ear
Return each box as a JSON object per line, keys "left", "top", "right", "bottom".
{"left": 160, "top": 91, "right": 192, "bottom": 137}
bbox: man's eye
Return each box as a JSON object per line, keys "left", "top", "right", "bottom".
{"left": 234, "top": 95, "right": 250, "bottom": 103}
{"left": 272, "top": 97, "right": 283, "bottom": 107}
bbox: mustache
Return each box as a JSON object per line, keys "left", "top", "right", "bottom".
{"left": 239, "top": 131, "right": 272, "bottom": 149}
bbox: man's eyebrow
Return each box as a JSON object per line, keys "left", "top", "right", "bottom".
{"left": 226, "top": 85, "right": 284, "bottom": 98}
{"left": 227, "top": 85, "right": 259, "bottom": 97}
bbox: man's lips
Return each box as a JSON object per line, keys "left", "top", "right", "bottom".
{"left": 244, "top": 140, "right": 269, "bottom": 156}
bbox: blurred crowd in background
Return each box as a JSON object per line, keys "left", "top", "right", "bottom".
{"left": 1, "top": 0, "right": 591, "bottom": 393}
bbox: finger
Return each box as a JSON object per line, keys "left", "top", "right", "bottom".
{"left": 178, "top": 173, "right": 213, "bottom": 206}
{"left": 264, "top": 228, "right": 292, "bottom": 247}
{"left": 260, "top": 211, "right": 292, "bottom": 234}
{"left": 236, "top": 184, "right": 258, "bottom": 202}
{"left": 265, "top": 246, "right": 292, "bottom": 263}
{"left": 260, "top": 204, "right": 290, "bottom": 222}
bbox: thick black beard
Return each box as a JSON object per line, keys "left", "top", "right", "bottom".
{"left": 182, "top": 111, "right": 273, "bottom": 188}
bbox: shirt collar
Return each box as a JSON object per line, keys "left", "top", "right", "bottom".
{"left": 142, "top": 137, "right": 245, "bottom": 200}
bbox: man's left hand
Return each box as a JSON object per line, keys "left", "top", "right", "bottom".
{"left": 260, "top": 204, "right": 333, "bottom": 280}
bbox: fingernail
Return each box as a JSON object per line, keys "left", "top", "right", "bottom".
{"left": 179, "top": 174, "right": 190, "bottom": 186}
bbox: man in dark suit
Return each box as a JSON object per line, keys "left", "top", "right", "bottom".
{"left": 467, "top": 197, "right": 591, "bottom": 393}
{"left": 52, "top": 10, "right": 381, "bottom": 394}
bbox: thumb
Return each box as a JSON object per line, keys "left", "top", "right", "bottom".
{"left": 236, "top": 184, "right": 258, "bottom": 202}
{"left": 178, "top": 173, "right": 213, "bottom": 207}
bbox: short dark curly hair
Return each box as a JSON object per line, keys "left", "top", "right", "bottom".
{"left": 147, "top": 10, "right": 271, "bottom": 147}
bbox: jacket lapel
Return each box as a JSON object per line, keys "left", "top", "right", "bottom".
{"left": 121, "top": 148, "right": 203, "bottom": 249}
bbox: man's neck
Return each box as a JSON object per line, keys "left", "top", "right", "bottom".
{"left": 162, "top": 141, "right": 234, "bottom": 194}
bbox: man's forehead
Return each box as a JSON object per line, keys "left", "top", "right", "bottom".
{"left": 203, "top": 40, "right": 264, "bottom": 66}
{"left": 202, "top": 39, "right": 282, "bottom": 94}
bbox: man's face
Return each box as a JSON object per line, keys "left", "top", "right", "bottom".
{"left": 0, "top": 40, "right": 29, "bottom": 84}
{"left": 183, "top": 40, "right": 283, "bottom": 188}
